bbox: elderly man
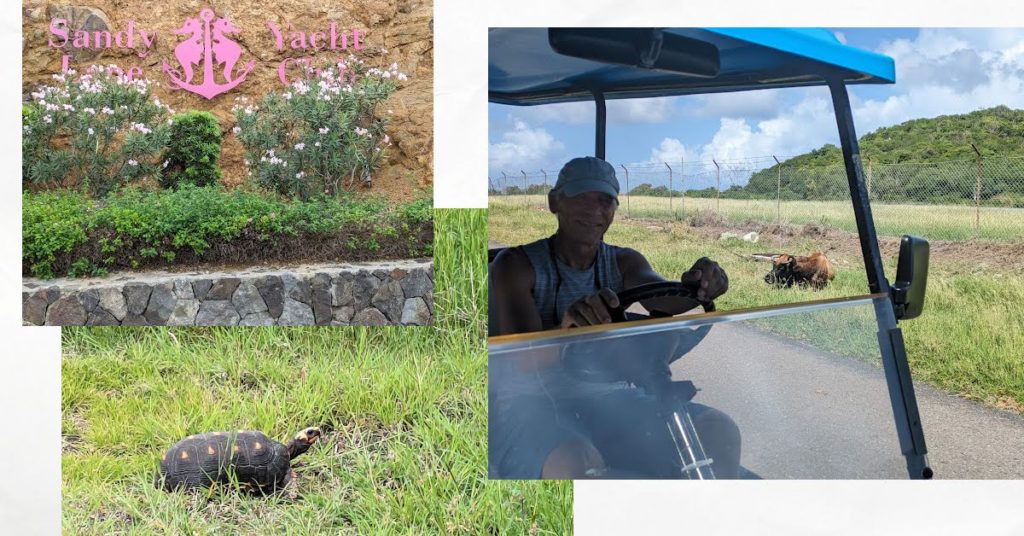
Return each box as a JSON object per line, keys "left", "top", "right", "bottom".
{"left": 489, "top": 156, "right": 740, "bottom": 479}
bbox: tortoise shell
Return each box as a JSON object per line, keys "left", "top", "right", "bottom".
{"left": 156, "top": 431, "right": 292, "bottom": 493}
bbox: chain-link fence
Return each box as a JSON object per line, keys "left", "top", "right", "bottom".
{"left": 489, "top": 155, "right": 1024, "bottom": 241}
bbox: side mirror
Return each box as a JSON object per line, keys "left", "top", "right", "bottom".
{"left": 891, "top": 235, "right": 929, "bottom": 320}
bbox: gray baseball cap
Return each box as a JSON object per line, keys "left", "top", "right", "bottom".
{"left": 554, "top": 157, "right": 619, "bottom": 200}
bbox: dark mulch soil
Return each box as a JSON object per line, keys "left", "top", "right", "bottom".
{"left": 29, "top": 222, "right": 432, "bottom": 278}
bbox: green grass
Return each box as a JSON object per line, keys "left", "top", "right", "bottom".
{"left": 61, "top": 209, "right": 572, "bottom": 535}
{"left": 490, "top": 195, "right": 1024, "bottom": 241}
{"left": 489, "top": 202, "right": 1024, "bottom": 412}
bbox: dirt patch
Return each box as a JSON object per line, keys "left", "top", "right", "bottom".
{"left": 647, "top": 216, "right": 1024, "bottom": 274}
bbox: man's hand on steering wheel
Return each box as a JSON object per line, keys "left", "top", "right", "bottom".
{"left": 681, "top": 257, "right": 728, "bottom": 303}
{"left": 560, "top": 288, "right": 620, "bottom": 328}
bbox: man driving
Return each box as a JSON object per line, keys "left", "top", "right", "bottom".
{"left": 489, "top": 156, "right": 741, "bottom": 479}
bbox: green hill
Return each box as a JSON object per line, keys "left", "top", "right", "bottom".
{"left": 744, "top": 106, "right": 1024, "bottom": 205}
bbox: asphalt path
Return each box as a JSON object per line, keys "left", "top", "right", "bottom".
{"left": 671, "top": 322, "right": 1024, "bottom": 479}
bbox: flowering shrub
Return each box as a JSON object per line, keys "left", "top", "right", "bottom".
{"left": 160, "top": 111, "right": 223, "bottom": 189}
{"left": 22, "top": 65, "right": 173, "bottom": 196}
{"left": 233, "top": 56, "right": 405, "bottom": 198}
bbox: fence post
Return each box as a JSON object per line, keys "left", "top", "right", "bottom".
{"left": 680, "top": 157, "right": 686, "bottom": 218}
{"left": 713, "top": 158, "right": 721, "bottom": 213}
{"left": 971, "top": 144, "right": 982, "bottom": 236}
{"left": 620, "top": 164, "right": 630, "bottom": 219}
{"left": 866, "top": 155, "right": 872, "bottom": 199}
{"left": 520, "top": 171, "right": 528, "bottom": 209}
{"left": 665, "top": 161, "right": 673, "bottom": 218}
{"left": 501, "top": 171, "right": 508, "bottom": 195}
{"left": 773, "top": 155, "right": 782, "bottom": 224}
{"left": 541, "top": 169, "right": 548, "bottom": 192}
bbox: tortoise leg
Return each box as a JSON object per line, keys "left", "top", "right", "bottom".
{"left": 282, "top": 468, "right": 298, "bottom": 500}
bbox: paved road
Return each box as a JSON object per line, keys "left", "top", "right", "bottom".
{"left": 670, "top": 322, "right": 1024, "bottom": 479}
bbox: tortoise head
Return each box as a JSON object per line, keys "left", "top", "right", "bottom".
{"left": 287, "top": 426, "right": 322, "bottom": 459}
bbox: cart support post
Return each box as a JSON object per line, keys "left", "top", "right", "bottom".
{"left": 593, "top": 90, "right": 606, "bottom": 160}
{"left": 829, "top": 79, "right": 931, "bottom": 479}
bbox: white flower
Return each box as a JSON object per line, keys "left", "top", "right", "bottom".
{"left": 43, "top": 115, "right": 53, "bottom": 123}
{"left": 283, "top": 92, "right": 292, "bottom": 100}
{"left": 314, "top": 141, "right": 321, "bottom": 147}
{"left": 294, "top": 143, "right": 305, "bottom": 151}
{"left": 127, "top": 159, "right": 138, "bottom": 166}
{"left": 87, "top": 127, "right": 95, "bottom": 135}
{"left": 232, "top": 126, "right": 241, "bottom": 134}
{"left": 319, "top": 127, "right": 329, "bottom": 134}
{"left": 162, "top": 160, "right": 169, "bottom": 168}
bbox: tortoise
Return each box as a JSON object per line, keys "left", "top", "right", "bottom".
{"left": 155, "top": 426, "right": 321, "bottom": 496}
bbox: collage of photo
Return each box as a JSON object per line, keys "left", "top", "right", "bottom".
{"left": 7, "top": 1, "right": 1024, "bottom": 534}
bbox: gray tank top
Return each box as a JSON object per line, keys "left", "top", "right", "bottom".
{"left": 520, "top": 237, "right": 623, "bottom": 330}
{"left": 491, "top": 237, "right": 628, "bottom": 402}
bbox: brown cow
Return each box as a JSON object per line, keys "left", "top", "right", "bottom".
{"left": 764, "top": 252, "right": 835, "bottom": 290}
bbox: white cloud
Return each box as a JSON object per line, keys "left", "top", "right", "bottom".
{"left": 513, "top": 101, "right": 594, "bottom": 125}
{"left": 699, "top": 95, "right": 836, "bottom": 163}
{"left": 647, "top": 138, "right": 698, "bottom": 164}
{"left": 510, "top": 97, "right": 679, "bottom": 126}
{"left": 683, "top": 90, "right": 784, "bottom": 121}
{"left": 607, "top": 97, "right": 677, "bottom": 124}
{"left": 488, "top": 118, "right": 565, "bottom": 174}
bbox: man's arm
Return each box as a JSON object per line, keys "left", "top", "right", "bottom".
{"left": 489, "top": 247, "right": 543, "bottom": 336}
{"left": 617, "top": 248, "right": 727, "bottom": 315}
{"left": 489, "top": 248, "right": 563, "bottom": 371}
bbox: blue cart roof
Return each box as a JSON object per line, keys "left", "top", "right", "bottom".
{"left": 489, "top": 28, "right": 895, "bottom": 105}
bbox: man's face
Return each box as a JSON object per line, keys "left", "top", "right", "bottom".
{"left": 551, "top": 190, "right": 617, "bottom": 244}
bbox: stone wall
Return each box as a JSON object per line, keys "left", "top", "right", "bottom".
{"left": 23, "top": 260, "right": 433, "bottom": 326}
{"left": 22, "top": 0, "right": 433, "bottom": 201}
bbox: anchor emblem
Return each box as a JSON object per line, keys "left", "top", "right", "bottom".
{"left": 162, "top": 8, "right": 254, "bottom": 99}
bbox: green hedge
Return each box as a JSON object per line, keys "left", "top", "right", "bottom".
{"left": 24, "top": 185, "right": 433, "bottom": 279}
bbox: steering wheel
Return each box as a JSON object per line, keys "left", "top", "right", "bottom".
{"left": 561, "top": 282, "right": 715, "bottom": 385}
{"left": 609, "top": 281, "right": 716, "bottom": 322}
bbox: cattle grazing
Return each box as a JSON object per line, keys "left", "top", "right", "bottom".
{"left": 764, "top": 252, "right": 835, "bottom": 290}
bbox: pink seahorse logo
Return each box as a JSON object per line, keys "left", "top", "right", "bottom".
{"left": 162, "top": 8, "right": 254, "bottom": 99}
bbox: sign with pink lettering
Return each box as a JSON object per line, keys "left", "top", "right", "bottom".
{"left": 46, "top": 7, "right": 367, "bottom": 99}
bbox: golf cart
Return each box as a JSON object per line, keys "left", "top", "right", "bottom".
{"left": 488, "top": 28, "right": 933, "bottom": 479}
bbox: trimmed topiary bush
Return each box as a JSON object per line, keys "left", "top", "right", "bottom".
{"left": 160, "top": 111, "right": 223, "bottom": 189}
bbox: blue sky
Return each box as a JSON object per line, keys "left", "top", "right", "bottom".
{"left": 488, "top": 28, "right": 1024, "bottom": 184}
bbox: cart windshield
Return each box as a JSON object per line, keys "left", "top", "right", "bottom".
{"left": 489, "top": 295, "right": 909, "bottom": 479}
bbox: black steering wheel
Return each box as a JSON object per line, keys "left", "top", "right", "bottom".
{"left": 609, "top": 281, "right": 716, "bottom": 323}
{"left": 561, "top": 282, "right": 715, "bottom": 385}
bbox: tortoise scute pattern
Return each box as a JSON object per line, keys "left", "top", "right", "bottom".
{"left": 157, "top": 431, "right": 291, "bottom": 492}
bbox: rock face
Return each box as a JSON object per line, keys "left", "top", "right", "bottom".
{"left": 23, "top": 260, "right": 432, "bottom": 326}
{"left": 22, "top": 0, "right": 434, "bottom": 200}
